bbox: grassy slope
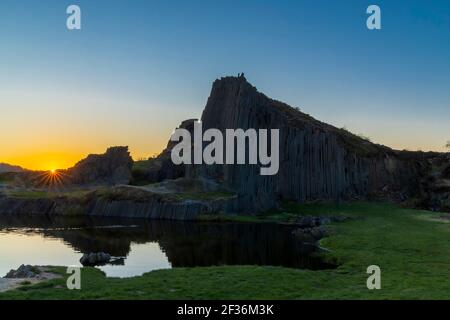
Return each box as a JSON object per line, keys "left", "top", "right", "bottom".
{"left": 1, "top": 202, "right": 449, "bottom": 300}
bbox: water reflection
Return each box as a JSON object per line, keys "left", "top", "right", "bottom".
{"left": 0, "top": 214, "right": 334, "bottom": 277}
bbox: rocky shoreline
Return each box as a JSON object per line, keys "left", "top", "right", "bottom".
{"left": 0, "top": 265, "right": 61, "bottom": 293}
{"left": 0, "top": 184, "right": 239, "bottom": 221}
{"left": 290, "top": 215, "right": 353, "bottom": 250}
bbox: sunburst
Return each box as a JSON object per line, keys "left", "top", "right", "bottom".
{"left": 32, "top": 169, "right": 70, "bottom": 191}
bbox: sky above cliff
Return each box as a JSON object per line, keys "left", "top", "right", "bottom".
{"left": 1, "top": 0, "right": 449, "bottom": 170}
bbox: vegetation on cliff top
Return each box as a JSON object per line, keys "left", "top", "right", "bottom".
{"left": 1, "top": 202, "right": 448, "bottom": 300}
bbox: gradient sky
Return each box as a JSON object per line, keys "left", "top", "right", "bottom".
{"left": 1, "top": 0, "right": 449, "bottom": 170}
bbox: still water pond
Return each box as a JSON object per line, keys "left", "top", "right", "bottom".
{"left": 0, "top": 215, "right": 333, "bottom": 278}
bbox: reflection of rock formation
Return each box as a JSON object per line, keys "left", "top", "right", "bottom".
{"left": 0, "top": 214, "right": 140, "bottom": 256}
{"left": 0, "top": 215, "right": 334, "bottom": 270}
{"left": 155, "top": 222, "right": 331, "bottom": 270}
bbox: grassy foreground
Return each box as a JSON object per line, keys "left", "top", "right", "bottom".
{"left": 1, "top": 202, "right": 449, "bottom": 299}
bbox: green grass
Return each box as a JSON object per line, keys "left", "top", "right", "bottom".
{"left": 1, "top": 202, "right": 449, "bottom": 300}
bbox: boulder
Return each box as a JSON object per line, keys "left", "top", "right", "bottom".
{"left": 79, "top": 252, "right": 111, "bottom": 266}
{"left": 292, "top": 225, "right": 330, "bottom": 243}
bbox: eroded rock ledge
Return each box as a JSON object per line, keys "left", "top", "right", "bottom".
{"left": 0, "top": 181, "right": 238, "bottom": 221}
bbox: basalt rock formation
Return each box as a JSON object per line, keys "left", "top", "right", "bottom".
{"left": 1, "top": 76, "right": 448, "bottom": 218}
{"left": 15, "top": 147, "right": 134, "bottom": 188}
{"left": 148, "top": 75, "right": 449, "bottom": 213}
{"left": 0, "top": 163, "right": 24, "bottom": 174}
{"left": 65, "top": 146, "right": 133, "bottom": 186}
{"left": 0, "top": 184, "right": 238, "bottom": 220}
{"left": 146, "top": 119, "right": 197, "bottom": 182}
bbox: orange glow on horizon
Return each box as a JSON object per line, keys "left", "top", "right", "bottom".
{"left": 1, "top": 152, "right": 84, "bottom": 172}
{"left": 0, "top": 149, "right": 162, "bottom": 172}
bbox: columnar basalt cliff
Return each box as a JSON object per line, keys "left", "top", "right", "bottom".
{"left": 150, "top": 76, "right": 447, "bottom": 212}
{"left": 0, "top": 76, "right": 448, "bottom": 219}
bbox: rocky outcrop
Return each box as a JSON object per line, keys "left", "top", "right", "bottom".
{"left": 2, "top": 265, "right": 61, "bottom": 292}
{"left": 291, "top": 215, "right": 351, "bottom": 245}
{"left": 1, "top": 76, "right": 448, "bottom": 217}
{"left": 0, "top": 197, "right": 56, "bottom": 215}
{"left": 4, "top": 265, "right": 41, "bottom": 279}
{"left": 0, "top": 185, "right": 238, "bottom": 220}
{"left": 79, "top": 252, "right": 111, "bottom": 266}
{"left": 13, "top": 147, "right": 134, "bottom": 188}
{"left": 413, "top": 154, "right": 450, "bottom": 212}
{"left": 65, "top": 146, "right": 133, "bottom": 186}
{"left": 148, "top": 76, "right": 447, "bottom": 213}
{"left": 0, "top": 163, "right": 24, "bottom": 173}
{"left": 86, "top": 187, "right": 238, "bottom": 220}
{"left": 145, "top": 119, "right": 197, "bottom": 183}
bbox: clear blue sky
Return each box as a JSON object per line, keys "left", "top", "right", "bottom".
{"left": 0, "top": 0, "right": 449, "bottom": 169}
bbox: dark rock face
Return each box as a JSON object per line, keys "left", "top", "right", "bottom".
{"left": 86, "top": 185, "right": 239, "bottom": 220}
{"left": 10, "top": 147, "right": 133, "bottom": 188}
{"left": 442, "top": 164, "right": 450, "bottom": 179}
{"left": 0, "top": 163, "right": 24, "bottom": 173}
{"left": 1, "top": 77, "right": 448, "bottom": 218}
{"left": 176, "top": 76, "right": 434, "bottom": 212}
{"left": 0, "top": 197, "right": 56, "bottom": 216}
{"left": 4, "top": 265, "right": 39, "bottom": 278}
{"left": 0, "top": 185, "right": 238, "bottom": 220}
{"left": 79, "top": 252, "right": 111, "bottom": 266}
{"left": 66, "top": 146, "right": 133, "bottom": 186}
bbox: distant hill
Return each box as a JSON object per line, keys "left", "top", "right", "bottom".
{"left": 0, "top": 163, "right": 25, "bottom": 173}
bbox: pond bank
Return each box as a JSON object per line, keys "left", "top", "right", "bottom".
{"left": 1, "top": 202, "right": 449, "bottom": 299}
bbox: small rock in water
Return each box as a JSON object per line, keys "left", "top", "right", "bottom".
{"left": 79, "top": 252, "right": 111, "bottom": 266}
